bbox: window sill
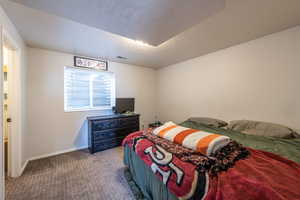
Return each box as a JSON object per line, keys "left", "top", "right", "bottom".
{"left": 64, "top": 107, "right": 113, "bottom": 112}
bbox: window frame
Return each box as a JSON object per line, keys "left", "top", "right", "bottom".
{"left": 64, "top": 66, "right": 116, "bottom": 112}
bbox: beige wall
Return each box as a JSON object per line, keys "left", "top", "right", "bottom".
{"left": 157, "top": 26, "right": 300, "bottom": 131}
{"left": 26, "top": 47, "right": 157, "bottom": 160}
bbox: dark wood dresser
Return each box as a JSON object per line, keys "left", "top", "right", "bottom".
{"left": 87, "top": 114, "right": 140, "bottom": 154}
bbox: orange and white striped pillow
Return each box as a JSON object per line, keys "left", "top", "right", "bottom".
{"left": 153, "top": 122, "right": 230, "bottom": 156}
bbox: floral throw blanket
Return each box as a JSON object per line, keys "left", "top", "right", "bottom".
{"left": 122, "top": 130, "right": 249, "bottom": 199}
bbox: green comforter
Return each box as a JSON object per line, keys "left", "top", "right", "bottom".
{"left": 180, "top": 121, "right": 300, "bottom": 163}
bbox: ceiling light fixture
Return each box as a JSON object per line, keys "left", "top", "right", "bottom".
{"left": 134, "top": 40, "right": 151, "bottom": 47}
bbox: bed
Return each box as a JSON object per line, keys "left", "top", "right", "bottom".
{"left": 123, "top": 120, "right": 300, "bottom": 200}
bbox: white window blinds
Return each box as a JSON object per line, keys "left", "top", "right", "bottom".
{"left": 64, "top": 66, "right": 115, "bottom": 111}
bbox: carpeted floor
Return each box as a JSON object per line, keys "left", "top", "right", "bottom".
{"left": 5, "top": 147, "right": 136, "bottom": 200}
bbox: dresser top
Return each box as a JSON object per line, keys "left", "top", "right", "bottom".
{"left": 87, "top": 113, "right": 140, "bottom": 121}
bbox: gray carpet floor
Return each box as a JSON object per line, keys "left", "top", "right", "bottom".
{"left": 5, "top": 147, "right": 135, "bottom": 200}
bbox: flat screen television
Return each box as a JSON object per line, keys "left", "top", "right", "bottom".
{"left": 115, "top": 98, "right": 135, "bottom": 114}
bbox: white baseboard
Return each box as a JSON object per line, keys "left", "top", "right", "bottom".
{"left": 17, "top": 146, "right": 88, "bottom": 176}
{"left": 20, "top": 159, "right": 29, "bottom": 176}
{"left": 29, "top": 146, "right": 88, "bottom": 161}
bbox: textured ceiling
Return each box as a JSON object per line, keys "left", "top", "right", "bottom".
{"left": 1, "top": 0, "right": 300, "bottom": 68}
{"left": 8, "top": 0, "right": 225, "bottom": 46}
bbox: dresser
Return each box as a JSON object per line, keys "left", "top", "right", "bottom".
{"left": 87, "top": 114, "right": 140, "bottom": 153}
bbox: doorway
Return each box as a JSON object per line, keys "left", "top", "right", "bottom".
{"left": 2, "top": 45, "right": 14, "bottom": 177}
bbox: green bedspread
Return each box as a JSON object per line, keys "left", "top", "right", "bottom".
{"left": 180, "top": 121, "right": 300, "bottom": 163}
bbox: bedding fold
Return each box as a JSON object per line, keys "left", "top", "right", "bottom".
{"left": 144, "top": 129, "right": 249, "bottom": 175}
{"left": 153, "top": 122, "right": 231, "bottom": 157}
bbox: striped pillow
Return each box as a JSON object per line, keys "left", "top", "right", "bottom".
{"left": 153, "top": 122, "right": 230, "bottom": 157}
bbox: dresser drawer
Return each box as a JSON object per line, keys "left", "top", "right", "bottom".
{"left": 93, "top": 127, "right": 139, "bottom": 141}
{"left": 119, "top": 117, "right": 139, "bottom": 127}
{"left": 93, "top": 130, "right": 118, "bottom": 141}
{"left": 93, "top": 137, "right": 123, "bottom": 151}
{"left": 117, "top": 126, "right": 140, "bottom": 137}
{"left": 92, "top": 119, "right": 119, "bottom": 131}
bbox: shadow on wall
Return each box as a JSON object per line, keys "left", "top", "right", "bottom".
{"left": 74, "top": 120, "right": 89, "bottom": 149}
{"left": 73, "top": 110, "right": 114, "bottom": 149}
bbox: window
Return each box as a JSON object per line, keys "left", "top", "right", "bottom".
{"left": 64, "top": 66, "right": 115, "bottom": 111}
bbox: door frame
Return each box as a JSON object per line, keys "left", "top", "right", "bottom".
{"left": 1, "top": 27, "right": 22, "bottom": 179}
{"left": 0, "top": 23, "right": 4, "bottom": 200}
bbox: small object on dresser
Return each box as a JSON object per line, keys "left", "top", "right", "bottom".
{"left": 87, "top": 114, "right": 140, "bottom": 154}
{"left": 149, "top": 121, "right": 163, "bottom": 128}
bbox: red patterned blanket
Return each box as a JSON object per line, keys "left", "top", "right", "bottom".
{"left": 206, "top": 148, "right": 300, "bottom": 200}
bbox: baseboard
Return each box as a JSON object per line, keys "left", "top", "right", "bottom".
{"left": 20, "top": 159, "right": 29, "bottom": 176}
{"left": 28, "top": 146, "right": 88, "bottom": 161}
{"left": 18, "top": 146, "right": 88, "bottom": 176}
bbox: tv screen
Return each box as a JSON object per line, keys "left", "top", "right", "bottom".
{"left": 115, "top": 98, "right": 135, "bottom": 114}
